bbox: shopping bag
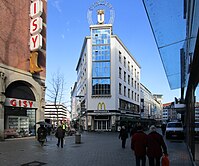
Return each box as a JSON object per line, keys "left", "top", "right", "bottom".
{"left": 162, "top": 155, "right": 170, "bottom": 166}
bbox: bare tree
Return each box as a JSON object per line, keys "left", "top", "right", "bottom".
{"left": 46, "top": 70, "right": 65, "bottom": 126}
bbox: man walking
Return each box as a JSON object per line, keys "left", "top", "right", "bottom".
{"left": 55, "top": 125, "right": 65, "bottom": 148}
{"left": 119, "top": 126, "right": 128, "bottom": 148}
{"left": 131, "top": 125, "right": 147, "bottom": 166}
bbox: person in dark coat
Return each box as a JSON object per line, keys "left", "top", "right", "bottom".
{"left": 147, "top": 125, "right": 168, "bottom": 166}
{"left": 55, "top": 126, "right": 65, "bottom": 148}
{"left": 161, "top": 123, "right": 166, "bottom": 136}
{"left": 119, "top": 126, "right": 128, "bottom": 148}
{"left": 130, "top": 124, "right": 137, "bottom": 137}
{"left": 130, "top": 122, "right": 141, "bottom": 137}
{"left": 131, "top": 125, "right": 147, "bottom": 166}
{"left": 37, "top": 124, "right": 47, "bottom": 146}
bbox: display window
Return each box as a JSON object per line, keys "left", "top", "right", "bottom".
{"left": 4, "top": 108, "right": 36, "bottom": 138}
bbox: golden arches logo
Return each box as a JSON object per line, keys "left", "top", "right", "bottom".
{"left": 97, "top": 102, "right": 106, "bottom": 110}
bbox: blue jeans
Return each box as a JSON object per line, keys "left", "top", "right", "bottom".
{"left": 136, "top": 156, "right": 146, "bottom": 166}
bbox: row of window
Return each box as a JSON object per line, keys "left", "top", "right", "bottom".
{"left": 92, "top": 29, "right": 111, "bottom": 45}
{"left": 92, "top": 79, "right": 111, "bottom": 95}
{"left": 119, "top": 83, "right": 139, "bottom": 102}
{"left": 119, "top": 99, "right": 139, "bottom": 113}
{"left": 119, "top": 51, "right": 139, "bottom": 79}
{"left": 119, "top": 67, "right": 139, "bottom": 90}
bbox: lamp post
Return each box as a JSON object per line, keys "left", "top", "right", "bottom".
{"left": 75, "top": 95, "right": 84, "bottom": 144}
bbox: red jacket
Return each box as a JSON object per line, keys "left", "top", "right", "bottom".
{"left": 131, "top": 131, "right": 147, "bottom": 157}
{"left": 147, "top": 131, "right": 167, "bottom": 158}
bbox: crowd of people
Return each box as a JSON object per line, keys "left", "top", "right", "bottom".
{"left": 37, "top": 121, "right": 168, "bottom": 165}
{"left": 119, "top": 123, "right": 168, "bottom": 166}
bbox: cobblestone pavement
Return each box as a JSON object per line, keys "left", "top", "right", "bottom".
{"left": 0, "top": 131, "right": 193, "bottom": 166}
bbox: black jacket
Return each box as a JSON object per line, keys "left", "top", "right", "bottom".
{"left": 119, "top": 128, "right": 128, "bottom": 140}
{"left": 56, "top": 126, "right": 65, "bottom": 138}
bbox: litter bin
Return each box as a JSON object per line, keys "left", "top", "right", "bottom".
{"left": 75, "top": 132, "right": 81, "bottom": 144}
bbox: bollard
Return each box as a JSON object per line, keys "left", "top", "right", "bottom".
{"left": 75, "top": 132, "right": 81, "bottom": 144}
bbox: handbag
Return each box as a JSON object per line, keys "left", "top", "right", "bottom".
{"left": 162, "top": 155, "right": 170, "bottom": 166}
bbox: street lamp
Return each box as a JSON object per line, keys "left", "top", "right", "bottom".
{"left": 75, "top": 95, "right": 84, "bottom": 144}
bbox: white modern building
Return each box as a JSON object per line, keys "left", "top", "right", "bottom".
{"left": 140, "top": 83, "right": 163, "bottom": 121}
{"left": 140, "top": 83, "right": 153, "bottom": 119}
{"left": 73, "top": 7, "right": 141, "bottom": 131}
{"left": 44, "top": 103, "right": 71, "bottom": 127}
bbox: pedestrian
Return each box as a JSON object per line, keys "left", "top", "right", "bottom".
{"left": 55, "top": 125, "right": 65, "bottom": 148}
{"left": 131, "top": 125, "right": 147, "bottom": 166}
{"left": 118, "top": 126, "right": 128, "bottom": 148}
{"left": 130, "top": 122, "right": 141, "bottom": 137}
{"left": 37, "top": 124, "right": 47, "bottom": 146}
{"left": 147, "top": 125, "right": 168, "bottom": 166}
{"left": 130, "top": 124, "right": 137, "bottom": 137}
{"left": 161, "top": 123, "right": 166, "bottom": 136}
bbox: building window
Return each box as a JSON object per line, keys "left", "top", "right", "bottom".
{"left": 137, "top": 71, "right": 139, "bottom": 80}
{"left": 124, "top": 71, "right": 126, "bottom": 82}
{"left": 124, "top": 56, "right": 126, "bottom": 67}
{"left": 137, "top": 94, "right": 139, "bottom": 102}
{"left": 92, "top": 78, "right": 110, "bottom": 95}
{"left": 128, "top": 89, "right": 130, "bottom": 98}
{"left": 119, "top": 51, "right": 122, "bottom": 63}
{"left": 124, "top": 86, "right": 126, "bottom": 96}
{"left": 119, "top": 83, "right": 122, "bottom": 95}
{"left": 119, "top": 67, "right": 122, "bottom": 79}
{"left": 131, "top": 65, "right": 133, "bottom": 75}
{"left": 134, "top": 68, "right": 136, "bottom": 77}
{"left": 135, "top": 80, "right": 137, "bottom": 89}
{"left": 135, "top": 92, "right": 137, "bottom": 101}
{"left": 131, "top": 91, "right": 134, "bottom": 100}
{"left": 92, "top": 28, "right": 111, "bottom": 95}
{"left": 128, "top": 61, "right": 130, "bottom": 71}
{"left": 131, "top": 78, "right": 134, "bottom": 87}
{"left": 128, "top": 75, "right": 130, "bottom": 85}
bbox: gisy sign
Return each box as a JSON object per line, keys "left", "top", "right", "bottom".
{"left": 30, "top": 0, "right": 43, "bottom": 51}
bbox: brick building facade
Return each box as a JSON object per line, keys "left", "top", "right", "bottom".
{"left": 0, "top": 0, "right": 47, "bottom": 140}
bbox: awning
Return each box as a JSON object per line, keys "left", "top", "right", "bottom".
{"left": 142, "top": 0, "right": 186, "bottom": 89}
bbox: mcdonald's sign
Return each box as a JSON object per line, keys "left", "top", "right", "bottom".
{"left": 97, "top": 102, "right": 106, "bottom": 110}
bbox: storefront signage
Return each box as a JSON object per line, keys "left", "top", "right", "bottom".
{"left": 87, "top": 0, "right": 115, "bottom": 25}
{"left": 30, "top": 17, "right": 43, "bottom": 35}
{"left": 5, "top": 98, "right": 37, "bottom": 108}
{"left": 97, "top": 102, "right": 106, "bottom": 110}
{"left": 30, "top": 0, "right": 43, "bottom": 51}
{"left": 30, "top": 0, "right": 43, "bottom": 18}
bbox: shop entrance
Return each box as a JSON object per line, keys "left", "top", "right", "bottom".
{"left": 94, "top": 120, "right": 110, "bottom": 131}
{"left": 4, "top": 81, "right": 36, "bottom": 138}
{"left": 94, "top": 115, "right": 110, "bottom": 131}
